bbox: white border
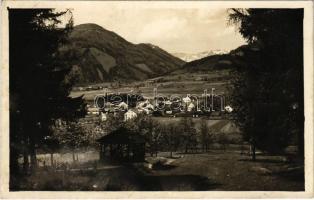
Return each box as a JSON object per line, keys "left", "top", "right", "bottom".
{"left": 0, "top": 1, "right": 313, "bottom": 199}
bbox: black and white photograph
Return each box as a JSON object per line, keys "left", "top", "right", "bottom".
{"left": 1, "top": 0, "right": 313, "bottom": 197}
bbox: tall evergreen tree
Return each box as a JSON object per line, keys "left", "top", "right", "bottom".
{"left": 228, "top": 9, "right": 304, "bottom": 159}
{"left": 9, "top": 9, "right": 86, "bottom": 179}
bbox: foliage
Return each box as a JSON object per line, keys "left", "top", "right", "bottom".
{"left": 126, "top": 113, "right": 163, "bottom": 156}
{"left": 199, "top": 119, "right": 214, "bottom": 151}
{"left": 9, "top": 9, "right": 86, "bottom": 174}
{"left": 54, "top": 121, "right": 89, "bottom": 151}
{"left": 179, "top": 118, "right": 198, "bottom": 153}
{"left": 161, "top": 123, "right": 181, "bottom": 157}
{"left": 228, "top": 9, "right": 304, "bottom": 155}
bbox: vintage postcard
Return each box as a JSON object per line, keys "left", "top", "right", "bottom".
{"left": 0, "top": 0, "right": 313, "bottom": 199}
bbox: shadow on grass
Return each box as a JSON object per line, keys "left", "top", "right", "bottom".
{"left": 176, "top": 151, "right": 227, "bottom": 155}
{"left": 273, "top": 167, "right": 304, "bottom": 182}
{"left": 12, "top": 161, "right": 222, "bottom": 191}
{"left": 176, "top": 152, "right": 209, "bottom": 155}
{"left": 152, "top": 164, "right": 177, "bottom": 171}
{"left": 238, "top": 158, "right": 286, "bottom": 164}
{"left": 126, "top": 164, "right": 221, "bottom": 191}
{"left": 136, "top": 174, "right": 221, "bottom": 191}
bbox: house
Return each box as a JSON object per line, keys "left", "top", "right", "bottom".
{"left": 182, "top": 96, "right": 191, "bottom": 104}
{"left": 225, "top": 105, "right": 233, "bottom": 113}
{"left": 165, "top": 109, "right": 173, "bottom": 115}
{"left": 138, "top": 107, "right": 153, "bottom": 115}
{"left": 164, "top": 100, "right": 172, "bottom": 105}
{"left": 87, "top": 107, "right": 100, "bottom": 115}
{"left": 118, "top": 102, "right": 128, "bottom": 110}
{"left": 187, "top": 102, "right": 195, "bottom": 112}
{"left": 137, "top": 100, "right": 154, "bottom": 114}
{"left": 137, "top": 100, "right": 153, "bottom": 108}
{"left": 124, "top": 110, "right": 137, "bottom": 121}
{"left": 100, "top": 112, "right": 108, "bottom": 121}
{"left": 103, "top": 102, "right": 114, "bottom": 112}
{"left": 145, "top": 103, "right": 154, "bottom": 110}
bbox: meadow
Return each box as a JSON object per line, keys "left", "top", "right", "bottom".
{"left": 14, "top": 149, "right": 303, "bottom": 191}
{"left": 70, "top": 70, "right": 231, "bottom": 103}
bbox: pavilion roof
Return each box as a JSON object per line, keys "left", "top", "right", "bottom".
{"left": 97, "top": 127, "right": 145, "bottom": 144}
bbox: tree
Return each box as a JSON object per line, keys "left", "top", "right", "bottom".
{"left": 9, "top": 9, "right": 85, "bottom": 176}
{"left": 162, "top": 123, "right": 181, "bottom": 158}
{"left": 179, "top": 118, "right": 197, "bottom": 153}
{"left": 41, "top": 130, "right": 60, "bottom": 168}
{"left": 149, "top": 123, "right": 163, "bottom": 157}
{"left": 54, "top": 121, "right": 89, "bottom": 163}
{"left": 199, "top": 119, "right": 214, "bottom": 152}
{"left": 126, "top": 114, "right": 162, "bottom": 156}
{"left": 217, "top": 132, "right": 229, "bottom": 152}
{"left": 228, "top": 9, "right": 304, "bottom": 160}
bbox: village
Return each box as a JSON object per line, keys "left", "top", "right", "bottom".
{"left": 86, "top": 88, "right": 233, "bottom": 123}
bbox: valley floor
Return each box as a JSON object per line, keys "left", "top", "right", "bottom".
{"left": 11, "top": 150, "right": 304, "bottom": 191}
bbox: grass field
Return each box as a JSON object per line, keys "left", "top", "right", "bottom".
{"left": 70, "top": 70, "right": 231, "bottom": 102}
{"left": 13, "top": 150, "right": 304, "bottom": 191}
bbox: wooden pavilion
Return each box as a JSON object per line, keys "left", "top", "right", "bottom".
{"left": 97, "top": 127, "right": 145, "bottom": 162}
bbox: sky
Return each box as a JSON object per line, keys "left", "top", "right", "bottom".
{"left": 71, "top": 4, "right": 246, "bottom": 54}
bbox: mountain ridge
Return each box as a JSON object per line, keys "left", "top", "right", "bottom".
{"left": 172, "top": 50, "right": 230, "bottom": 62}
{"left": 63, "top": 23, "right": 185, "bottom": 84}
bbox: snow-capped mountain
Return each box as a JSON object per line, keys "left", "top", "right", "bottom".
{"left": 172, "top": 50, "right": 229, "bottom": 62}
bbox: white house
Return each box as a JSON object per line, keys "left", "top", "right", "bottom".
{"left": 165, "top": 100, "right": 172, "bottom": 105}
{"left": 118, "top": 102, "right": 128, "bottom": 110}
{"left": 225, "top": 105, "right": 233, "bottom": 113}
{"left": 124, "top": 110, "right": 137, "bottom": 121}
{"left": 187, "top": 103, "right": 195, "bottom": 112}
{"left": 145, "top": 103, "right": 154, "bottom": 110}
{"left": 137, "top": 100, "right": 151, "bottom": 108}
{"left": 100, "top": 112, "right": 108, "bottom": 121}
{"left": 165, "top": 110, "right": 173, "bottom": 114}
{"left": 183, "top": 96, "right": 191, "bottom": 104}
{"left": 137, "top": 100, "right": 154, "bottom": 113}
{"left": 87, "top": 107, "right": 100, "bottom": 115}
{"left": 139, "top": 107, "right": 154, "bottom": 115}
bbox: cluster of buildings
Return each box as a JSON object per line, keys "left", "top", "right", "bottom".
{"left": 86, "top": 92, "right": 233, "bottom": 122}
{"left": 87, "top": 98, "right": 155, "bottom": 122}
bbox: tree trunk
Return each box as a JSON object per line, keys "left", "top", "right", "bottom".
{"left": 127, "top": 145, "right": 130, "bottom": 160}
{"left": 50, "top": 153, "right": 54, "bottom": 167}
{"left": 170, "top": 150, "right": 173, "bottom": 158}
{"left": 29, "top": 142, "right": 37, "bottom": 171}
{"left": 72, "top": 151, "right": 76, "bottom": 163}
{"left": 22, "top": 138, "right": 29, "bottom": 173}
{"left": 252, "top": 144, "right": 256, "bottom": 161}
{"left": 10, "top": 146, "right": 20, "bottom": 175}
{"left": 23, "top": 150, "right": 29, "bottom": 173}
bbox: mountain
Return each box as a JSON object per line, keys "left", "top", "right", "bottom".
{"left": 139, "top": 45, "right": 250, "bottom": 96}
{"left": 62, "top": 23, "right": 185, "bottom": 84}
{"left": 177, "top": 53, "right": 233, "bottom": 73}
{"left": 176, "top": 45, "right": 254, "bottom": 73}
{"left": 172, "top": 50, "right": 229, "bottom": 62}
